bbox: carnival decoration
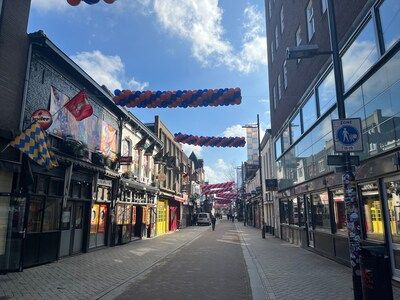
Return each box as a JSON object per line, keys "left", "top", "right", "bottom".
{"left": 201, "top": 181, "right": 235, "bottom": 194}
{"left": 67, "top": 0, "right": 116, "bottom": 5}
{"left": 113, "top": 88, "right": 241, "bottom": 109}
{"left": 174, "top": 133, "right": 245, "bottom": 148}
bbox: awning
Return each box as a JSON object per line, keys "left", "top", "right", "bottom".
{"left": 56, "top": 154, "right": 106, "bottom": 173}
{"left": 120, "top": 178, "right": 159, "bottom": 194}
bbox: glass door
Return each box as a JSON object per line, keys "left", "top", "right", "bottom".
{"left": 304, "top": 194, "right": 314, "bottom": 247}
{"left": 383, "top": 177, "right": 400, "bottom": 277}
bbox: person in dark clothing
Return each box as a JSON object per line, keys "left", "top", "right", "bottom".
{"left": 231, "top": 214, "right": 234, "bottom": 223}
{"left": 211, "top": 214, "right": 216, "bottom": 231}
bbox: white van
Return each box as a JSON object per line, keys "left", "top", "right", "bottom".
{"left": 197, "top": 213, "right": 211, "bottom": 226}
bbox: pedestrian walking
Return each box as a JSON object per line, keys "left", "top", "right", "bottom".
{"left": 211, "top": 214, "right": 216, "bottom": 231}
{"left": 231, "top": 214, "right": 234, "bottom": 223}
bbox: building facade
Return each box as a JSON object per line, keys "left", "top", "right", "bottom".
{"left": 266, "top": 0, "right": 400, "bottom": 279}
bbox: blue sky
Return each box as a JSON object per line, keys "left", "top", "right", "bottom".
{"left": 29, "top": 0, "right": 270, "bottom": 183}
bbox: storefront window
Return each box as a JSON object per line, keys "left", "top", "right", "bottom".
{"left": 292, "top": 198, "right": 299, "bottom": 225}
{"left": 42, "top": 198, "right": 61, "bottom": 232}
{"left": 280, "top": 200, "right": 289, "bottom": 224}
{"left": 318, "top": 69, "right": 336, "bottom": 115}
{"left": 360, "top": 182, "right": 385, "bottom": 241}
{"left": 302, "top": 93, "right": 317, "bottom": 132}
{"left": 312, "top": 192, "right": 331, "bottom": 231}
{"left": 298, "top": 196, "right": 305, "bottom": 227}
{"left": 332, "top": 189, "right": 347, "bottom": 235}
{"left": 342, "top": 18, "right": 379, "bottom": 91}
{"left": 379, "top": 0, "right": 400, "bottom": 51}
{"left": 385, "top": 179, "right": 400, "bottom": 243}
{"left": 27, "top": 197, "right": 43, "bottom": 233}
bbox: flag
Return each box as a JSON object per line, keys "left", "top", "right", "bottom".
{"left": 10, "top": 123, "right": 58, "bottom": 170}
{"left": 64, "top": 90, "right": 93, "bottom": 121}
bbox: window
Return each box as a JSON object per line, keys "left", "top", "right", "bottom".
{"left": 282, "top": 126, "right": 290, "bottom": 151}
{"left": 341, "top": 18, "right": 379, "bottom": 91}
{"left": 291, "top": 198, "right": 299, "bottom": 225}
{"left": 268, "top": 0, "right": 272, "bottom": 19}
{"left": 270, "top": 42, "right": 274, "bottom": 62}
{"left": 312, "top": 191, "right": 331, "bottom": 231}
{"left": 27, "top": 197, "right": 43, "bottom": 233}
{"left": 379, "top": 0, "right": 400, "bottom": 51}
{"left": 296, "top": 26, "right": 302, "bottom": 63}
{"left": 290, "top": 112, "right": 302, "bottom": 142}
{"left": 42, "top": 198, "right": 61, "bottom": 232}
{"left": 280, "top": 199, "right": 289, "bottom": 224}
{"left": 360, "top": 182, "right": 384, "bottom": 241}
{"left": 278, "top": 74, "right": 282, "bottom": 100}
{"left": 306, "top": 0, "right": 315, "bottom": 41}
{"left": 122, "top": 139, "right": 131, "bottom": 156}
{"left": 301, "top": 93, "right": 317, "bottom": 132}
{"left": 332, "top": 189, "right": 346, "bottom": 234}
{"left": 275, "top": 136, "right": 282, "bottom": 159}
{"left": 318, "top": 69, "right": 336, "bottom": 115}
{"left": 321, "top": 0, "right": 327, "bottom": 13}
{"left": 273, "top": 85, "right": 277, "bottom": 109}
{"left": 283, "top": 61, "right": 288, "bottom": 89}
{"left": 275, "top": 26, "right": 279, "bottom": 49}
{"left": 280, "top": 6, "right": 284, "bottom": 33}
{"left": 298, "top": 196, "right": 305, "bottom": 226}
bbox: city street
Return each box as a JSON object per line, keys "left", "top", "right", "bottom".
{"left": 1, "top": 220, "right": 397, "bottom": 300}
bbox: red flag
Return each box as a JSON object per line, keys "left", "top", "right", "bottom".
{"left": 64, "top": 90, "right": 93, "bottom": 121}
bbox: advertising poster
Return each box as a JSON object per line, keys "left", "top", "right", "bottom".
{"left": 100, "top": 121, "right": 117, "bottom": 159}
{"left": 132, "top": 206, "right": 136, "bottom": 225}
{"left": 98, "top": 205, "right": 107, "bottom": 233}
{"left": 90, "top": 204, "right": 99, "bottom": 234}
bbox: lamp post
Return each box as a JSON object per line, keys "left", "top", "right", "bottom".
{"left": 286, "top": 0, "right": 362, "bottom": 298}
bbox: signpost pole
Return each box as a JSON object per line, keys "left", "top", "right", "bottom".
{"left": 327, "top": 0, "right": 362, "bottom": 298}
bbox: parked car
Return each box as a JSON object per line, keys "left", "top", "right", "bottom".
{"left": 196, "top": 213, "right": 211, "bottom": 226}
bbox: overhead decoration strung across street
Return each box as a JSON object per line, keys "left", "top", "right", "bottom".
{"left": 201, "top": 181, "right": 235, "bottom": 193}
{"left": 174, "top": 133, "right": 245, "bottom": 148}
{"left": 67, "top": 0, "right": 116, "bottom": 6}
{"left": 113, "top": 88, "right": 241, "bottom": 109}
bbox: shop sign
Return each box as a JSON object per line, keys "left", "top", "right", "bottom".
{"left": 31, "top": 109, "right": 53, "bottom": 130}
{"left": 98, "top": 179, "right": 112, "bottom": 187}
{"left": 265, "top": 179, "right": 278, "bottom": 191}
{"left": 119, "top": 156, "right": 133, "bottom": 165}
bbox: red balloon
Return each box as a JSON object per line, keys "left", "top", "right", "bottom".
{"left": 67, "top": 0, "right": 81, "bottom": 5}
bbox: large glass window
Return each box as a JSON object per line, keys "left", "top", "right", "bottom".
{"left": 360, "top": 182, "right": 384, "bottom": 241}
{"left": 332, "top": 189, "right": 346, "bottom": 235}
{"left": 341, "top": 18, "right": 379, "bottom": 91}
{"left": 290, "top": 112, "right": 302, "bottom": 142}
{"left": 298, "top": 196, "right": 305, "bottom": 226}
{"left": 280, "top": 199, "right": 289, "bottom": 224}
{"left": 301, "top": 93, "right": 317, "bottom": 132}
{"left": 282, "top": 126, "right": 290, "bottom": 151}
{"left": 385, "top": 179, "right": 400, "bottom": 244}
{"left": 27, "top": 197, "right": 43, "bottom": 233}
{"left": 318, "top": 69, "right": 336, "bottom": 115}
{"left": 291, "top": 198, "right": 299, "bottom": 225}
{"left": 379, "top": 0, "right": 400, "bottom": 51}
{"left": 275, "top": 136, "right": 282, "bottom": 159}
{"left": 42, "top": 198, "right": 61, "bottom": 232}
{"left": 312, "top": 192, "right": 331, "bottom": 231}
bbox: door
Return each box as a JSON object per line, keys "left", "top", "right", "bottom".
{"left": 59, "top": 202, "right": 85, "bottom": 257}
{"left": 383, "top": 177, "right": 400, "bottom": 278}
{"left": 305, "top": 194, "right": 315, "bottom": 248}
{"left": 72, "top": 202, "right": 84, "bottom": 254}
{"left": 59, "top": 202, "right": 73, "bottom": 257}
{"left": 157, "top": 201, "right": 166, "bottom": 235}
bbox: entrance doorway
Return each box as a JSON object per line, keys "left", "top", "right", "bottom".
{"left": 134, "top": 206, "right": 143, "bottom": 238}
{"left": 305, "top": 195, "right": 315, "bottom": 248}
{"left": 383, "top": 177, "right": 400, "bottom": 278}
{"left": 59, "top": 201, "right": 85, "bottom": 257}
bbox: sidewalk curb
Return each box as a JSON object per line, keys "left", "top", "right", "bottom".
{"left": 235, "top": 223, "right": 276, "bottom": 300}
{"left": 94, "top": 227, "right": 207, "bottom": 300}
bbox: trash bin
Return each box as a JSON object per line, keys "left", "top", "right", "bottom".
{"left": 360, "top": 246, "right": 393, "bottom": 300}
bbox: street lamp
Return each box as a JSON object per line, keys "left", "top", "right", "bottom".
{"left": 286, "top": 0, "right": 362, "bottom": 298}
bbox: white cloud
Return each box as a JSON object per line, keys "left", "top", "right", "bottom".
{"left": 31, "top": 0, "right": 69, "bottom": 11}
{"left": 204, "top": 159, "right": 236, "bottom": 184}
{"left": 258, "top": 98, "right": 269, "bottom": 104}
{"left": 152, "top": 1, "right": 267, "bottom": 74}
{"left": 223, "top": 124, "right": 246, "bottom": 137}
{"left": 181, "top": 144, "right": 202, "bottom": 157}
{"left": 71, "top": 50, "right": 149, "bottom": 92}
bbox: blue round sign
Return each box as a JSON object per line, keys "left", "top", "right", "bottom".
{"left": 337, "top": 125, "right": 359, "bottom": 145}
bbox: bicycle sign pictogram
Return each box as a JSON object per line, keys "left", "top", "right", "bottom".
{"left": 332, "top": 118, "right": 363, "bottom": 153}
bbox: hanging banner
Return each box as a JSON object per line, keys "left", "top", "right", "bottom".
{"left": 174, "top": 133, "right": 246, "bottom": 148}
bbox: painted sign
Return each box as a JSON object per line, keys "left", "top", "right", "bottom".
{"left": 332, "top": 118, "right": 363, "bottom": 152}
{"left": 31, "top": 109, "right": 53, "bottom": 130}
{"left": 119, "top": 156, "right": 133, "bottom": 165}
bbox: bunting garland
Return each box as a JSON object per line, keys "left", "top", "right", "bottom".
{"left": 113, "top": 88, "right": 241, "bottom": 109}
{"left": 174, "top": 133, "right": 245, "bottom": 148}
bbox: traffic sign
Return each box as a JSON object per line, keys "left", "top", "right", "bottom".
{"left": 332, "top": 118, "right": 363, "bottom": 153}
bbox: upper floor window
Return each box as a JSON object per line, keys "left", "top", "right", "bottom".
{"left": 278, "top": 74, "right": 282, "bottom": 100}
{"left": 275, "top": 25, "right": 279, "bottom": 49}
{"left": 269, "top": 0, "right": 272, "bottom": 19}
{"left": 280, "top": 6, "right": 284, "bottom": 33}
{"left": 378, "top": 0, "right": 400, "bottom": 52}
{"left": 296, "top": 26, "right": 302, "bottom": 47}
{"left": 301, "top": 93, "right": 317, "bottom": 132}
{"left": 307, "top": 0, "right": 315, "bottom": 41}
{"left": 341, "top": 18, "right": 379, "bottom": 91}
{"left": 275, "top": 136, "right": 283, "bottom": 159}
{"left": 283, "top": 61, "right": 288, "bottom": 89}
{"left": 271, "top": 41, "right": 275, "bottom": 62}
{"left": 290, "top": 112, "right": 302, "bottom": 142}
{"left": 321, "top": 0, "right": 327, "bottom": 13}
{"left": 318, "top": 69, "right": 336, "bottom": 115}
{"left": 273, "top": 85, "right": 277, "bottom": 109}
{"left": 122, "top": 139, "right": 131, "bottom": 156}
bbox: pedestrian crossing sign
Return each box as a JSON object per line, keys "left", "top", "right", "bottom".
{"left": 332, "top": 118, "right": 363, "bottom": 153}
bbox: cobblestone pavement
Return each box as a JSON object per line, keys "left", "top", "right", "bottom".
{"left": 0, "top": 226, "right": 208, "bottom": 300}
{"left": 235, "top": 223, "right": 400, "bottom": 300}
{"left": 112, "top": 220, "right": 251, "bottom": 300}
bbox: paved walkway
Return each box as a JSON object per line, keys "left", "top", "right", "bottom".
{"left": 0, "top": 226, "right": 209, "bottom": 299}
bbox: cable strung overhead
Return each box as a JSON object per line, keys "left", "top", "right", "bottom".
{"left": 175, "top": 133, "right": 246, "bottom": 148}
{"left": 113, "top": 88, "right": 241, "bottom": 109}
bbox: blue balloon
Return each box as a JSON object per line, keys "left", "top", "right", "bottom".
{"left": 114, "top": 89, "right": 121, "bottom": 96}
{"left": 84, "top": 0, "right": 100, "bottom": 3}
